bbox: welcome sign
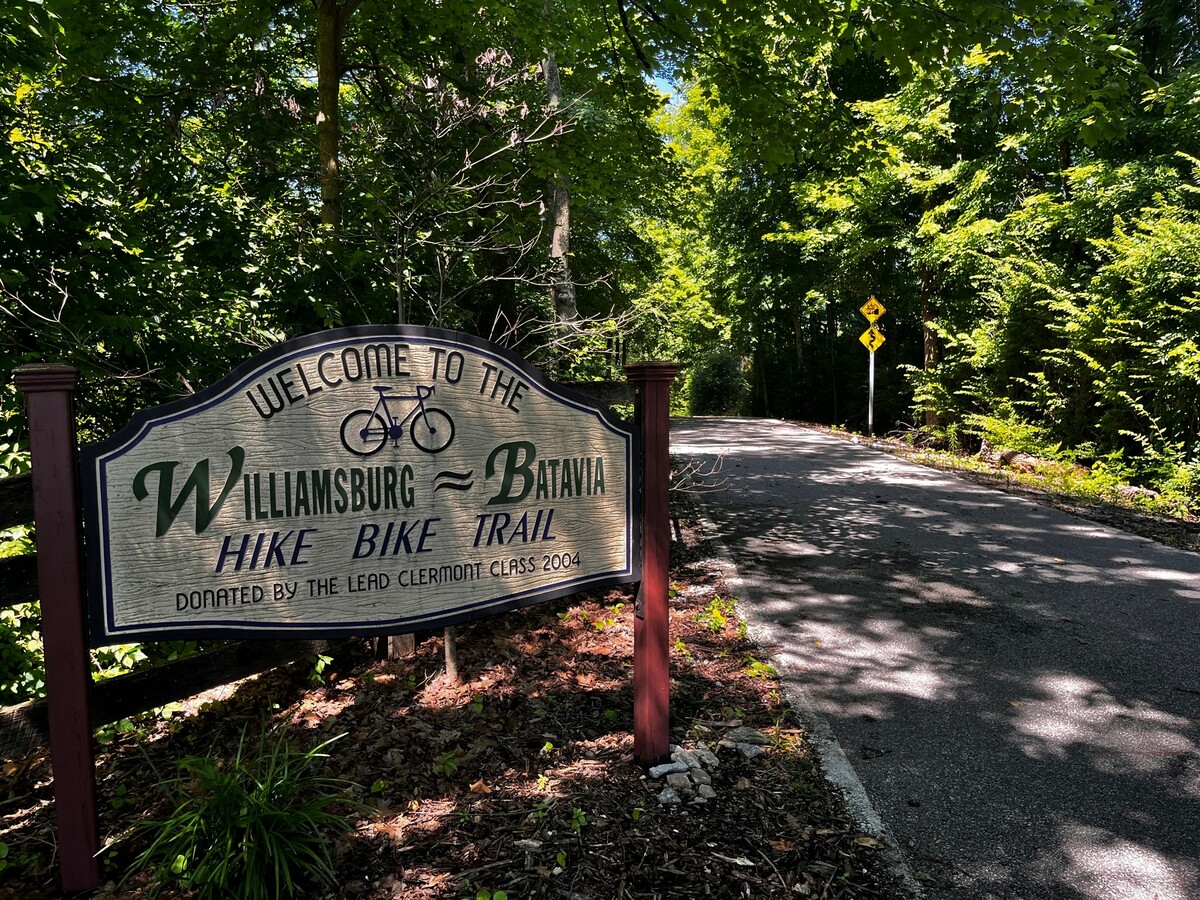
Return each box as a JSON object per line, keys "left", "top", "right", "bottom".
{"left": 81, "top": 326, "right": 640, "bottom": 644}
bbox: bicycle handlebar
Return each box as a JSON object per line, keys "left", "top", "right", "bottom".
{"left": 372, "top": 383, "right": 434, "bottom": 398}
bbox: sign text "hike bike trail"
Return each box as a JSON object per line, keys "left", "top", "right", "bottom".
{"left": 81, "top": 326, "right": 640, "bottom": 643}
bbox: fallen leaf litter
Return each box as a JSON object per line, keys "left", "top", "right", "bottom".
{"left": 0, "top": 507, "right": 902, "bottom": 899}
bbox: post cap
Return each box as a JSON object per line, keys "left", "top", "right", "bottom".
{"left": 624, "top": 361, "right": 679, "bottom": 383}
{"left": 13, "top": 364, "right": 79, "bottom": 393}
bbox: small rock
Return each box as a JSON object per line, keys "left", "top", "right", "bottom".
{"left": 672, "top": 748, "right": 700, "bottom": 769}
{"left": 649, "top": 761, "right": 689, "bottom": 779}
{"left": 692, "top": 768, "right": 712, "bottom": 785}
{"left": 689, "top": 796, "right": 708, "bottom": 805}
{"left": 657, "top": 787, "right": 682, "bottom": 805}
{"left": 725, "top": 726, "right": 770, "bottom": 746}
{"left": 666, "top": 772, "right": 694, "bottom": 794}
{"left": 736, "top": 742, "right": 765, "bottom": 759}
{"left": 697, "top": 784, "right": 717, "bottom": 800}
{"left": 693, "top": 747, "right": 720, "bottom": 768}
{"left": 1117, "top": 483, "right": 1159, "bottom": 501}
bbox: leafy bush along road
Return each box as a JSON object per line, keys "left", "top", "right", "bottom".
{"left": 0, "top": 513, "right": 900, "bottom": 900}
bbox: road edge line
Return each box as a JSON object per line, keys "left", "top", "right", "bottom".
{"left": 694, "top": 512, "right": 925, "bottom": 899}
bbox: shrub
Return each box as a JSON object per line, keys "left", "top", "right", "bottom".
{"left": 962, "top": 411, "right": 1054, "bottom": 457}
{"left": 0, "top": 601, "right": 44, "bottom": 704}
{"left": 128, "top": 729, "right": 358, "bottom": 899}
{"left": 688, "top": 350, "right": 748, "bottom": 416}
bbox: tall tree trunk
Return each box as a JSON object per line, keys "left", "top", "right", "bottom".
{"left": 826, "top": 302, "right": 838, "bottom": 422}
{"left": 920, "top": 267, "right": 941, "bottom": 430}
{"left": 919, "top": 190, "right": 941, "bottom": 430}
{"left": 544, "top": 46, "right": 578, "bottom": 326}
{"left": 316, "top": 0, "right": 359, "bottom": 229}
{"left": 477, "top": 249, "right": 521, "bottom": 343}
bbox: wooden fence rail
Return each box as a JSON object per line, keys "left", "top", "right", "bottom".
{"left": 0, "top": 638, "right": 324, "bottom": 757}
{"left": 0, "top": 472, "right": 33, "bottom": 530}
{"left": 0, "top": 470, "right": 320, "bottom": 758}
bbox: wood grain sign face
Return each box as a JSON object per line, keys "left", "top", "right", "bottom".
{"left": 82, "top": 327, "right": 640, "bottom": 644}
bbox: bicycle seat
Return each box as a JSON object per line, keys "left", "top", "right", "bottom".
{"left": 372, "top": 385, "right": 394, "bottom": 394}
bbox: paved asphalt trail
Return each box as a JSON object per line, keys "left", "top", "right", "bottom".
{"left": 672, "top": 418, "right": 1200, "bottom": 900}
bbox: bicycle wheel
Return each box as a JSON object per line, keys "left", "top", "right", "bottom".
{"left": 410, "top": 407, "right": 454, "bottom": 453}
{"left": 340, "top": 410, "right": 389, "bottom": 456}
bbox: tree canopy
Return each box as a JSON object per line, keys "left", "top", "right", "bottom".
{"left": 3, "top": 0, "right": 1199, "bottom": 505}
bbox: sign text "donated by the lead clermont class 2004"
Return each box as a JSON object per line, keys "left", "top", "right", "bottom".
{"left": 82, "top": 326, "right": 640, "bottom": 643}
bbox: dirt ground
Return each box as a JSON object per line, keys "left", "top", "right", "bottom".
{"left": 0, "top": 512, "right": 900, "bottom": 899}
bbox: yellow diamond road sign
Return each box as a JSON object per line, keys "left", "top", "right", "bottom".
{"left": 860, "top": 297, "right": 886, "bottom": 322}
{"left": 860, "top": 326, "right": 885, "bottom": 353}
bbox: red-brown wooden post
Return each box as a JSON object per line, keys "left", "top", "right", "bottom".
{"left": 625, "top": 361, "right": 678, "bottom": 766}
{"left": 14, "top": 364, "right": 100, "bottom": 892}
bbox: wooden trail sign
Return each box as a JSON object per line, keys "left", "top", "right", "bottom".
{"left": 18, "top": 327, "right": 676, "bottom": 892}
{"left": 81, "top": 326, "right": 641, "bottom": 643}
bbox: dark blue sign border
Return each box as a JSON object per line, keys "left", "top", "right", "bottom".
{"left": 80, "top": 325, "right": 642, "bottom": 645}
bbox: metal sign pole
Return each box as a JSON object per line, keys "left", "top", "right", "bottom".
{"left": 859, "top": 297, "right": 886, "bottom": 438}
{"left": 868, "top": 351, "right": 875, "bottom": 436}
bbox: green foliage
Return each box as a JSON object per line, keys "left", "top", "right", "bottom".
{"left": 694, "top": 596, "right": 735, "bottom": 633}
{"left": 641, "top": 1, "right": 1200, "bottom": 503}
{"left": 307, "top": 653, "right": 334, "bottom": 686}
{"left": 688, "top": 350, "right": 749, "bottom": 416}
{"left": 433, "top": 751, "right": 458, "bottom": 777}
{"left": 569, "top": 806, "right": 587, "bottom": 832}
{"left": 128, "top": 730, "right": 356, "bottom": 900}
{"left": 742, "top": 656, "right": 778, "bottom": 680}
{"left": 4, "top": 0, "right": 1200, "bottom": 521}
{"left": 0, "top": 836, "right": 40, "bottom": 877}
{"left": 0, "top": 572, "right": 211, "bottom": 703}
{"left": 0, "top": 601, "right": 43, "bottom": 705}
{"left": 962, "top": 412, "right": 1053, "bottom": 458}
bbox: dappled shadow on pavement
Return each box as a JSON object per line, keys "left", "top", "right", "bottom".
{"left": 674, "top": 417, "right": 1200, "bottom": 900}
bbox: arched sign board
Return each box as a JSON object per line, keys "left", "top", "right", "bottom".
{"left": 81, "top": 326, "right": 641, "bottom": 644}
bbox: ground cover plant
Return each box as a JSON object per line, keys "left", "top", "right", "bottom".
{"left": 0, "top": 514, "right": 899, "bottom": 899}
{"left": 127, "top": 729, "right": 357, "bottom": 899}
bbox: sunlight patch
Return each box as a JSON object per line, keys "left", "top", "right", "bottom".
{"left": 1052, "top": 824, "right": 1197, "bottom": 900}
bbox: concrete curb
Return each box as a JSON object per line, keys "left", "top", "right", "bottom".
{"left": 695, "top": 514, "right": 925, "bottom": 899}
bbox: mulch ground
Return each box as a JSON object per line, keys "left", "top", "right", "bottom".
{"left": 0, "top": 513, "right": 900, "bottom": 899}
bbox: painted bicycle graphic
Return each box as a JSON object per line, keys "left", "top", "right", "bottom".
{"left": 339, "top": 384, "right": 455, "bottom": 456}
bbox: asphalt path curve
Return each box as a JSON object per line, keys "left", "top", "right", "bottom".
{"left": 672, "top": 417, "right": 1200, "bottom": 900}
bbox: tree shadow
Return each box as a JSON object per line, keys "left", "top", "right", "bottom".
{"left": 673, "top": 416, "right": 1200, "bottom": 900}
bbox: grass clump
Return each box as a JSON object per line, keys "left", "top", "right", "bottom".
{"left": 128, "top": 728, "right": 357, "bottom": 899}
